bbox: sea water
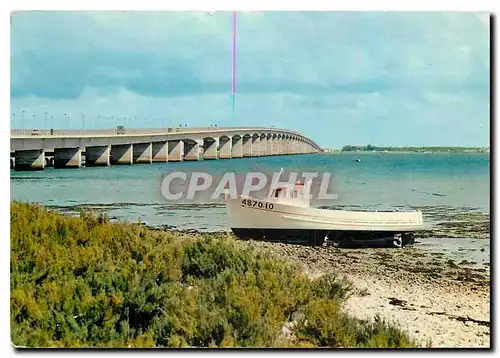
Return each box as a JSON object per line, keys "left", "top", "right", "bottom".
{"left": 10, "top": 153, "right": 490, "bottom": 232}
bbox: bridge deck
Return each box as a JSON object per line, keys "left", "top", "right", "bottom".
{"left": 10, "top": 127, "right": 321, "bottom": 171}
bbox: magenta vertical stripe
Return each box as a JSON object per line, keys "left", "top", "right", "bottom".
{"left": 232, "top": 11, "right": 236, "bottom": 95}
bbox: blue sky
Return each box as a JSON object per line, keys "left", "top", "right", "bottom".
{"left": 11, "top": 11, "right": 489, "bottom": 148}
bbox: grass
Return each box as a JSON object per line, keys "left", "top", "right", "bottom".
{"left": 10, "top": 202, "right": 416, "bottom": 348}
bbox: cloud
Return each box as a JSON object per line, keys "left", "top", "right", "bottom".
{"left": 11, "top": 11, "right": 489, "bottom": 98}
{"left": 11, "top": 86, "right": 489, "bottom": 148}
{"left": 10, "top": 11, "right": 490, "bottom": 146}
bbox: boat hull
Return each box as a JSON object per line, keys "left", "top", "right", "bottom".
{"left": 231, "top": 228, "right": 415, "bottom": 248}
{"left": 226, "top": 197, "right": 423, "bottom": 247}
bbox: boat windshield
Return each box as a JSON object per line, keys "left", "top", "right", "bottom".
{"left": 269, "top": 182, "right": 310, "bottom": 207}
{"left": 272, "top": 186, "right": 302, "bottom": 199}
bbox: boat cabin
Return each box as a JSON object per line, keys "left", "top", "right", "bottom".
{"left": 269, "top": 181, "right": 310, "bottom": 207}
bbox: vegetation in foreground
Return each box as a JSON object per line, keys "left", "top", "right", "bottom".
{"left": 11, "top": 202, "right": 415, "bottom": 348}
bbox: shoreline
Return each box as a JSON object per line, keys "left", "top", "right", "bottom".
{"left": 149, "top": 218, "right": 491, "bottom": 347}
{"left": 235, "top": 240, "right": 490, "bottom": 348}
{"left": 32, "top": 202, "right": 491, "bottom": 240}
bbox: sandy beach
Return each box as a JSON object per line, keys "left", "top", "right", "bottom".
{"left": 236, "top": 239, "right": 490, "bottom": 348}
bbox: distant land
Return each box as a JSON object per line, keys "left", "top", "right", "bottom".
{"left": 321, "top": 145, "right": 490, "bottom": 153}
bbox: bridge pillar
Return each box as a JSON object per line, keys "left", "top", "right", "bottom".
{"left": 251, "top": 136, "right": 260, "bottom": 156}
{"left": 203, "top": 138, "right": 218, "bottom": 160}
{"left": 14, "top": 149, "right": 45, "bottom": 171}
{"left": 184, "top": 140, "right": 201, "bottom": 161}
{"left": 168, "top": 140, "right": 183, "bottom": 162}
{"left": 231, "top": 137, "right": 242, "bottom": 158}
{"left": 266, "top": 137, "right": 273, "bottom": 156}
{"left": 54, "top": 147, "right": 82, "bottom": 168}
{"left": 272, "top": 138, "right": 280, "bottom": 155}
{"left": 111, "top": 144, "right": 133, "bottom": 165}
{"left": 275, "top": 140, "right": 281, "bottom": 155}
{"left": 133, "top": 143, "right": 152, "bottom": 164}
{"left": 259, "top": 136, "right": 267, "bottom": 156}
{"left": 219, "top": 137, "right": 232, "bottom": 159}
{"left": 152, "top": 141, "right": 168, "bottom": 163}
{"left": 86, "top": 145, "right": 110, "bottom": 166}
{"left": 281, "top": 139, "right": 288, "bottom": 155}
{"left": 243, "top": 136, "right": 252, "bottom": 157}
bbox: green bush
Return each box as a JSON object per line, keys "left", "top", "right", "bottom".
{"left": 10, "top": 202, "right": 415, "bottom": 348}
{"left": 295, "top": 300, "right": 413, "bottom": 348}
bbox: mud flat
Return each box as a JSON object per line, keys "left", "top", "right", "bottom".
{"left": 417, "top": 206, "right": 490, "bottom": 240}
{"left": 236, "top": 240, "right": 490, "bottom": 348}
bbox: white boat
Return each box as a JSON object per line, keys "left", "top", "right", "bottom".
{"left": 225, "top": 181, "right": 424, "bottom": 248}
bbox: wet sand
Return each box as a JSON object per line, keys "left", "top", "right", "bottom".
{"left": 236, "top": 239, "right": 490, "bottom": 348}
{"left": 417, "top": 205, "right": 490, "bottom": 240}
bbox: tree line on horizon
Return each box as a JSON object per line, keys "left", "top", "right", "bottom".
{"left": 340, "top": 145, "right": 487, "bottom": 152}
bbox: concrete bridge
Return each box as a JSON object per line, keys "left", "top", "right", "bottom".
{"left": 10, "top": 127, "right": 321, "bottom": 171}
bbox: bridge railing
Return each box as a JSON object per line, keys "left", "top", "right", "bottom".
{"left": 10, "top": 127, "right": 321, "bottom": 150}
{"left": 10, "top": 127, "right": 288, "bottom": 137}
{"left": 10, "top": 128, "right": 216, "bottom": 137}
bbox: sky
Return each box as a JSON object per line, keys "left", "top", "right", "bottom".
{"left": 10, "top": 11, "right": 490, "bottom": 148}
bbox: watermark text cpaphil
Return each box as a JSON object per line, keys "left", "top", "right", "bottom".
{"left": 159, "top": 170, "right": 338, "bottom": 203}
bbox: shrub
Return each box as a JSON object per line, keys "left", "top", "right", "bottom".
{"left": 10, "top": 202, "right": 415, "bottom": 348}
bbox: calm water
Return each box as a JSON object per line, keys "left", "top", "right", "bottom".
{"left": 10, "top": 153, "right": 490, "bottom": 231}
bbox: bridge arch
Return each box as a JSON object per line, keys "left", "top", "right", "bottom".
{"left": 242, "top": 134, "right": 252, "bottom": 157}
{"left": 230, "top": 134, "right": 243, "bottom": 158}
{"left": 183, "top": 138, "right": 201, "bottom": 161}
{"left": 203, "top": 136, "right": 218, "bottom": 160}
{"left": 218, "top": 135, "right": 232, "bottom": 159}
